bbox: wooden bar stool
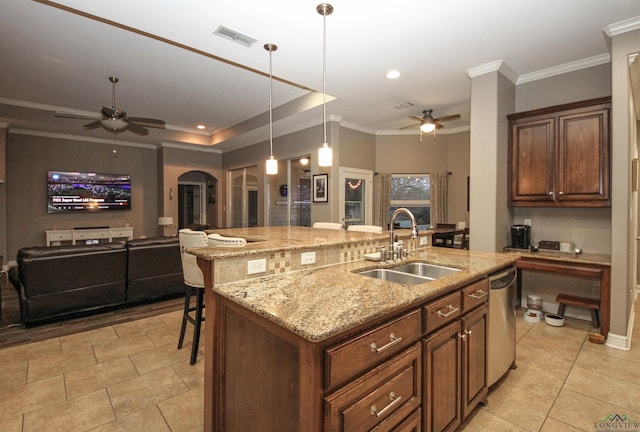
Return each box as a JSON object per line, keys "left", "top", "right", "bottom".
{"left": 555, "top": 293, "right": 600, "bottom": 328}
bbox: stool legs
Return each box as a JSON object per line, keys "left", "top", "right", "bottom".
{"left": 177, "top": 284, "right": 205, "bottom": 365}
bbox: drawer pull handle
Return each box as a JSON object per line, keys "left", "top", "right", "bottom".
{"left": 370, "top": 392, "right": 402, "bottom": 417}
{"left": 370, "top": 333, "right": 403, "bottom": 353}
{"left": 468, "top": 289, "right": 487, "bottom": 299}
{"left": 436, "top": 305, "right": 459, "bottom": 318}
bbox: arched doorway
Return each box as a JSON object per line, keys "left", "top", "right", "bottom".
{"left": 178, "top": 171, "right": 218, "bottom": 229}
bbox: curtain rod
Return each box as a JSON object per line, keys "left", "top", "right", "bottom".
{"left": 374, "top": 171, "right": 452, "bottom": 175}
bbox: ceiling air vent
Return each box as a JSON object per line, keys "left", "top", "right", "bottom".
{"left": 214, "top": 25, "right": 257, "bottom": 47}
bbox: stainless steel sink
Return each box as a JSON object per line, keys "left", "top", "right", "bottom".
{"left": 356, "top": 268, "right": 433, "bottom": 285}
{"left": 355, "top": 262, "right": 461, "bottom": 285}
{"left": 391, "top": 262, "right": 460, "bottom": 279}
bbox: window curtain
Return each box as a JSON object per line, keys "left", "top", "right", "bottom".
{"left": 373, "top": 172, "right": 392, "bottom": 229}
{"left": 430, "top": 172, "right": 449, "bottom": 225}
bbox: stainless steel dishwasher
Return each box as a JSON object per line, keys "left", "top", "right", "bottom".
{"left": 487, "top": 265, "right": 517, "bottom": 386}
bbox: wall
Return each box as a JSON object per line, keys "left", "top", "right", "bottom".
{"left": 0, "top": 126, "right": 6, "bottom": 265}
{"left": 6, "top": 133, "right": 158, "bottom": 259}
{"left": 375, "top": 131, "right": 471, "bottom": 226}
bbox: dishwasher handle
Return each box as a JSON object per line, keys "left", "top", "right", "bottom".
{"left": 489, "top": 266, "right": 517, "bottom": 289}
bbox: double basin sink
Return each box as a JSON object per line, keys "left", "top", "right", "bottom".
{"left": 356, "top": 262, "right": 460, "bottom": 285}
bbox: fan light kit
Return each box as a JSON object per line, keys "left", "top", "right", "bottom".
{"left": 402, "top": 109, "right": 461, "bottom": 141}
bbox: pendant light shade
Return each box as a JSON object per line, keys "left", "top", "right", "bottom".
{"left": 317, "top": 3, "right": 333, "bottom": 167}
{"left": 264, "top": 43, "right": 278, "bottom": 175}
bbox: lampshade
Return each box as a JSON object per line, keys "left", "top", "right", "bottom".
{"left": 317, "top": 3, "right": 333, "bottom": 168}
{"left": 264, "top": 43, "right": 278, "bottom": 175}
{"left": 158, "top": 216, "right": 173, "bottom": 226}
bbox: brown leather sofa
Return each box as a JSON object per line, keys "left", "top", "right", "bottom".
{"left": 9, "top": 236, "right": 183, "bottom": 325}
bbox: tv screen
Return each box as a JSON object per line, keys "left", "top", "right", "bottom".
{"left": 47, "top": 171, "right": 131, "bottom": 213}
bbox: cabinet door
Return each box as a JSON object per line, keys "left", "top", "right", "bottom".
{"left": 557, "top": 107, "right": 610, "bottom": 205}
{"left": 423, "top": 321, "right": 461, "bottom": 432}
{"left": 509, "top": 117, "right": 556, "bottom": 204}
{"left": 461, "top": 305, "right": 488, "bottom": 419}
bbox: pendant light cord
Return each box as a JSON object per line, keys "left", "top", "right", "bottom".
{"left": 269, "top": 47, "right": 274, "bottom": 157}
{"left": 322, "top": 11, "right": 327, "bottom": 144}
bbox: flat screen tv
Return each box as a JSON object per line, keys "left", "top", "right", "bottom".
{"left": 47, "top": 171, "right": 131, "bottom": 213}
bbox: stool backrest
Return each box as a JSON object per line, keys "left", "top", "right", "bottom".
{"left": 312, "top": 222, "right": 343, "bottom": 230}
{"left": 347, "top": 225, "right": 383, "bottom": 233}
{"left": 178, "top": 229, "right": 208, "bottom": 288}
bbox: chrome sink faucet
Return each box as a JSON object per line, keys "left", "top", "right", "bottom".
{"left": 388, "top": 208, "right": 419, "bottom": 262}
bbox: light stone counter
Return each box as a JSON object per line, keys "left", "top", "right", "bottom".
{"left": 189, "top": 227, "right": 515, "bottom": 342}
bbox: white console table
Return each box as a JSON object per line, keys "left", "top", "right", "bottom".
{"left": 45, "top": 227, "right": 134, "bottom": 246}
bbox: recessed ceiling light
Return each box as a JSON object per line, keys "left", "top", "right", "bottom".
{"left": 386, "top": 70, "right": 400, "bottom": 79}
{"left": 197, "top": 124, "right": 206, "bottom": 130}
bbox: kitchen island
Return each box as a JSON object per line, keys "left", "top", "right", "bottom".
{"left": 188, "top": 227, "right": 515, "bottom": 432}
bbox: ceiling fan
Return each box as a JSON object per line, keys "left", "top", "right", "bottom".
{"left": 55, "top": 76, "right": 166, "bottom": 136}
{"left": 402, "top": 109, "right": 461, "bottom": 133}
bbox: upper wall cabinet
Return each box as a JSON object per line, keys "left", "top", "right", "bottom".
{"left": 508, "top": 97, "right": 611, "bottom": 207}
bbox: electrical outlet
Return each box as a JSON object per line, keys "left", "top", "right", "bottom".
{"left": 247, "top": 258, "right": 267, "bottom": 275}
{"left": 301, "top": 251, "right": 316, "bottom": 265}
{"left": 420, "top": 236, "right": 429, "bottom": 246}
{"left": 524, "top": 219, "right": 532, "bottom": 226}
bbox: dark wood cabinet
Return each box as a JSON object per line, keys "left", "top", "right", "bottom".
{"left": 508, "top": 97, "right": 611, "bottom": 207}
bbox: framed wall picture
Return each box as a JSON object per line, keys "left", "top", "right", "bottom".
{"left": 313, "top": 174, "right": 328, "bottom": 203}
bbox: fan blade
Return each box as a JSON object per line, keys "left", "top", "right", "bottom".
{"left": 127, "top": 117, "right": 166, "bottom": 128}
{"left": 125, "top": 122, "right": 150, "bottom": 136}
{"left": 433, "top": 114, "right": 461, "bottom": 122}
{"left": 408, "top": 116, "right": 424, "bottom": 122}
{"left": 54, "top": 112, "right": 100, "bottom": 120}
{"left": 83, "top": 120, "right": 102, "bottom": 130}
{"left": 436, "top": 122, "right": 445, "bottom": 130}
{"left": 400, "top": 123, "right": 419, "bottom": 130}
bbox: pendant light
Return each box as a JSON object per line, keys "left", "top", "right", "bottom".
{"left": 317, "top": 3, "right": 333, "bottom": 167}
{"left": 265, "top": 43, "right": 278, "bottom": 175}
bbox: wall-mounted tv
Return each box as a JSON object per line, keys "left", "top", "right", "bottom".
{"left": 47, "top": 171, "right": 131, "bottom": 213}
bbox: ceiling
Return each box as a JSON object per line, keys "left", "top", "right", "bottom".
{"left": 1, "top": 1, "right": 640, "bottom": 153}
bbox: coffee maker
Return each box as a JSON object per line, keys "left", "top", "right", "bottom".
{"left": 511, "top": 225, "right": 531, "bottom": 250}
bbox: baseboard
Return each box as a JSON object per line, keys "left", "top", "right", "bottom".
{"left": 605, "top": 307, "right": 634, "bottom": 350}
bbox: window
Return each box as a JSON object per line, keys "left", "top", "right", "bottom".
{"left": 389, "top": 174, "right": 430, "bottom": 227}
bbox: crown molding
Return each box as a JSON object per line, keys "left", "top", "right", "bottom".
{"left": 9, "top": 128, "right": 157, "bottom": 149}
{"left": 160, "top": 141, "right": 222, "bottom": 153}
{"left": 603, "top": 16, "right": 640, "bottom": 37}
{"left": 517, "top": 53, "right": 610, "bottom": 84}
{"left": 466, "top": 60, "right": 518, "bottom": 84}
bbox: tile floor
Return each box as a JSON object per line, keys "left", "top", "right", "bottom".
{"left": 0, "top": 301, "right": 638, "bottom": 432}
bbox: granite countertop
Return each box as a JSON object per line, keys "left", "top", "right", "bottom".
{"left": 503, "top": 249, "right": 611, "bottom": 266}
{"left": 213, "top": 246, "right": 515, "bottom": 343}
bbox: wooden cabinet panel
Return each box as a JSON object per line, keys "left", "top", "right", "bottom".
{"left": 325, "top": 310, "right": 422, "bottom": 391}
{"left": 461, "top": 279, "right": 488, "bottom": 312}
{"left": 461, "top": 305, "right": 488, "bottom": 419}
{"left": 423, "top": 291, "right": 461, "bottom": 334}
{"left": 324, "top": 343, "right": 422, "bottom": 432}
{"left": 423, "top": 321, "right": 461, "bottom": 432}
{"left": 508, "top": 97, "right": 611, "bottom": 207}
{"left": 387, "top": 408, "right": 421, "bottom": 432}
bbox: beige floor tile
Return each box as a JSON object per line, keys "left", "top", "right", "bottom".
{"left": 65, "top": 356, "right": 139, "bottom": 400}
{"left": 564, "top": 366, "right": 640, "bottom": 413}
{"left": 60, "top": 326, "right": 120, "bottom": 352}
{"left": 22, "top": 389, "right": 114, "bottom": 432}
{"left": 582, "top": 336, "right": 640, "bottom": 364}
{"left": 112, "top": 315, "right": 167, "bottom": 339}
{"left": 129, "top": 341, "right": 191, "bottom": 375}
{"left": 88, "top": 406, "right": 171, "bottom": 432}
{"left": 459, "top": 409, "right": 528, "bottom": 432}
{"left": 574, "top": 347, "right": 640, "bottom": 386}
{"left": 107, "top": 367, "right": 189, "bottom": 417}
{"left": 27, "top": 345, "right": 96, "bottom": 383}
{"left": 0, "top": 375, "right": 66, "bottom": 422}
{"left": 157, "top": 386, "right": 204, "bottom": 432}
{"left": 172, "top": 358, "right": 205, "bottom": 389}
{"left": 92, "top": 334, "right": 156, "bottom": 364}
{"left": 23, "top": 338, "right": 63, "bottom": 360}
{"left": 500, "top": 361, "right": 566, "bottom": 401}
{"left": 540, "top": 417, "right": 584, "bottom": 432}
{"left": 549, "top": 388, "right": 640, "bottom": 432}
{"left": 0, "top": 415, "right": 23, "bottom": 432}
{"left": 516, "top": 339, "right": 578, "bottom": 376}
{"left": 484, "top": 382, "right": 554, "bottom": 431}
{"left": 146, "top": 324, "right": 183, "bottom": 347}
{"left": 0, "top": 360, "right": 28, "bottom": 390}
{"left": 0, "top": 344, "right": 29, "bottom": 368}
{"left": 157, "top": 309, "right": 185, "bottom": 328}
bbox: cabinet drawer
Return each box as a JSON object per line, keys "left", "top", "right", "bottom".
{"left": 325, "top": 310, "right": 421, "bottom": 391}
{"left": 462, "top": 279, "right": 488, "bottom": 312}
{"left": 74, "top": 230, "right": 109, "bottom": 240}
{"left": 47, "top": 231, "right": 72, "bottom": 241}
{"left": 424, "top": 291, "right": 461, "bottom": 334}
{"left": 110, "top": 228, "right": 132, "bottom": 238}
{"left": 324, "top": 344, "right": 422, "bottom": 432}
